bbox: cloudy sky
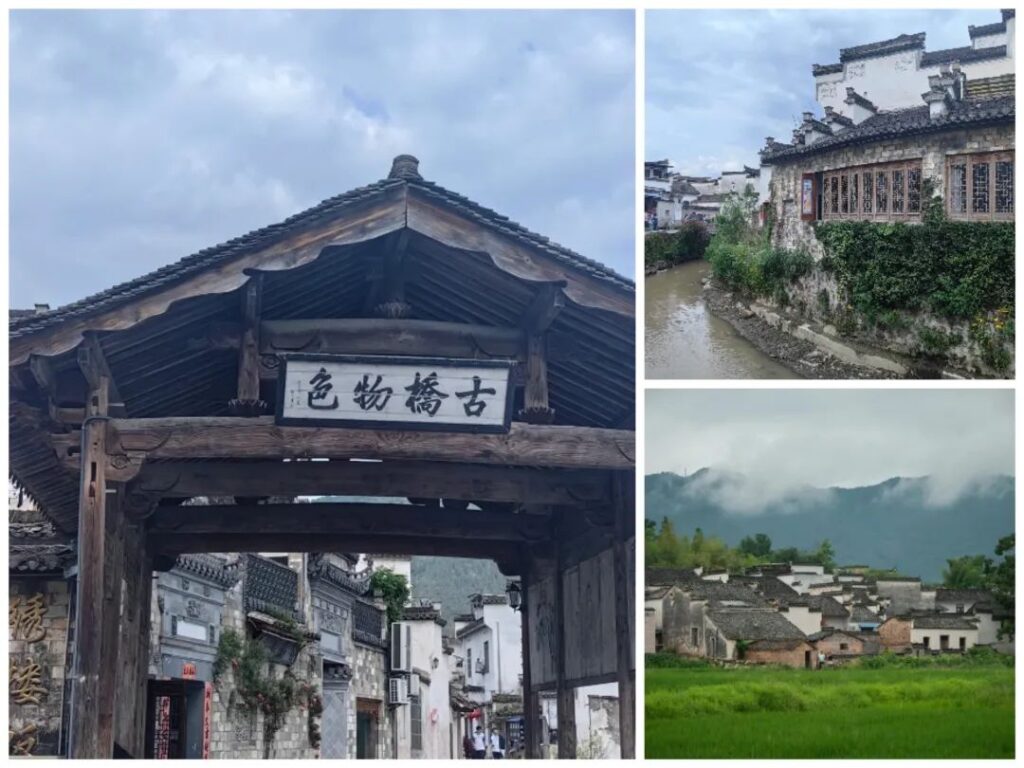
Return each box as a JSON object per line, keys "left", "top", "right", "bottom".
{"left": 646, "top": 389, "right": 1014, "bottom": 508}
{"left": 646, "top": 9, "right": 1002, "bottom": 175}
{"left": 9, "top": 10, "right": 634, "bottom": 309}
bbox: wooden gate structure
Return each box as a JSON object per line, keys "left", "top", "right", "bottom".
{"left": 8, "top": 155, "right": 636, "bottom": 759}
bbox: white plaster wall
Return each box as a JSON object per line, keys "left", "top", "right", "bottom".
{"left": 974, "top": 613, "right": 1002, "bottom": 645}
{"left": 779, "top": 606, "right": 822, "bottom": 636}
{"left": 645, "top": 597, "right": 664, "bottom": 631}
{"left": 814, "top": 51, "right": 1013, "bottom": 115}
{"left": 480, "top": 603, "right": 522, "bottom": 696}
{"left": 655, "top": 200, "right": 682, "bottom": 228}
{"left": 911, "top": 626, "right": 978, "bottom": 651}
{"left": 404, "top": 620, "right": 453, "bottom": 758}
{"left": 574, "top": 683, "right": 620, "bottom": 759}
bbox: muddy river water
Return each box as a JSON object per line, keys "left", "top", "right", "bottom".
{"left": 645, "top": 260, "right": 797, "bottom": 379}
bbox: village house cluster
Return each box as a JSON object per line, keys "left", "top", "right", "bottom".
{"left": 645, "top": 562, "right": 1012, "bottom": 668}
{"left": 643, "top": 161, "right": 763, "bottom": 230}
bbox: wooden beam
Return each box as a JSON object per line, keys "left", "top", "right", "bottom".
{"left": 147, "top": 501, "right": 548, "bottom": 541}
{"left": 130, "top": 460, "right": 611, "bottom": 506}
{"left": 10, "top": 186, "right": 408, "bottom": 366}
{"left": 259, "top": 318, "right": 525, "bottom": 362}
{"left": 77, "top": 334, "right": 126, "bottom": 417}
{"left": 521, "top": 283, "right": 566, "bottom": 334}
{"left": 28, "top": 354, "right": 57, "bottom": 399}
{"left": 150, "top": 531, "right": 520, "bottom": 561}
{"left": 229, "top": 274, "right": 265, "bottom": 415}
{"left": 114, "top": 523, "right": 151, "bottom": 757}
{"left": 364, "top": 228, "right": 412, "bottom": 317}
{"left": 69, "top": 412, "right": 108, "bottom": 757}
{"left": 105, "top": 417, "right": 635, "bottom": 470}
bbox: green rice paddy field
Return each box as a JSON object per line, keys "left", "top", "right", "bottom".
{"left": 646, "top": 663, "right": 1015, "bottom": 758}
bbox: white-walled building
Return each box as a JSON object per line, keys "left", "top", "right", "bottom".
{"left": 454, "top": 594, "right": 522, "bottom": 703}
{"left": 812, "top": 11, "right": 1014, "bottom": 115}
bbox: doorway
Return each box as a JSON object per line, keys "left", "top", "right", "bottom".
{"left": 144, "top": 679, "right": 207, "bottom": 759}
{"left": 356, "top": 699, "right": 380, "bottom": 759}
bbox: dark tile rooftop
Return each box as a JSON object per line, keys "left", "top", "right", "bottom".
{"left": 840, "top": 32, "right": 926, "bottom": 63}
{"left": 921, "top": 45, "right": 1007, "bottom": 66}
{"left": 912, "top": 614, "right": 978, "bottom": 630}
{"left": 10, "top": 156, "right": 633, "bottom": 342}
{"left": 969, "top": 21, "right": 1007, "bottom": 38}
{"left": 708, "top": 608, "right": 806, "bottom": 642}
{"left": 761, "top": 95, "right": 1014, "bottom": 163}
{"left": 935, "top": 588, "right": 992, "bottom": 603}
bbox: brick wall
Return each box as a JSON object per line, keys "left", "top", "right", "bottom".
{"left": 349, "top": 640, "right": 393, "bottom": 758}
{"left": 879, "top": 617, "right": 911, "bottom": 649}
{"left": 9, "top": 577, "right": 71, "bottom": 756}
{"left": 744, "top": 642, "right": 816, "bottom": 669}
{"left": 206, "top": 580, "right": 320, "bottom": 760}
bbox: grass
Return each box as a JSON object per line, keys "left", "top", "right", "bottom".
{"left": 646, "top": 663, "right": 1014, "bottom": 759}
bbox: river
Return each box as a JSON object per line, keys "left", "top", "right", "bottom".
{"left": 645, "top": 260, "right": 797, "bottom": 379}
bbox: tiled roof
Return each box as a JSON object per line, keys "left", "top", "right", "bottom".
{"left": 840, "top": 32, "right": 926, "bottom": 62}
{"left": 809, "top": 595, "right": 850, "bottom": 618}
{"left": 935, "top": 589, "right": 992, "bottom": 603}
{"left": 913, "top": 614, "right": 978, "bottom": 630}
{"left": 966, "top": 74, "right": 1016, "bottom": 101}
{"left": 308, "top": 553, "right": 372, "bottom": 596}
{"left": 9, "top": 508, "right": 58, "bottom": 540}
{"left": 921, "top": 45, "right": 1007, "bottom": 67}
{"left": 9, "top": 157, "right": 632, "bottom": 341}
{"left": 813, "top": 62, "right": 844, "bottom": 77}
{"left": 849, "top": 605, "right": 881, "bottom": 623}
{"left": 10, "top": 543, "right": 75, "bottom": 574}
{"left": 708, "top": 608, "right": 806, "bottom": 642}
{"left": 761, "top": 96, "right": 1014, "bottom": 162}
{"left": 646, "top": 567, "right": 701, "bottom": 587}
{"left": 175, "top": 554, "right": 238, "bottom": 589}
{"left": 455, "top": 617, "right": 487, "bottom": 639}
{"left": 403, "top": 605, "right": 447, "bottom": 626}
{"left": 969, "top": 21, "right": 1007, "bottom": 38}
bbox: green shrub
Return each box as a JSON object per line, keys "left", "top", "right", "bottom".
{"left": 916, "top": 327, "right": 961, "bottom": 357}
{"left": 645, "top": 220, "right": 711, "bottom": 268}
{"left": 645, "top": 652, "right": 713, "bottom": 669}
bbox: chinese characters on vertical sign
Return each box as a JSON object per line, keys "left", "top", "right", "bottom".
{"left": 9, "top": 593, "right": 49, "bottom": 755}
{"left": 278, "top": 356, "right": 513, "bottom": 433}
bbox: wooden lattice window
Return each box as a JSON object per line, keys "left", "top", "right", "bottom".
{"left": 947, "top": 151, "right": 1014, "bottom": 221}
{"left": 821, "top": 160, "right": 923, "bottom": 221}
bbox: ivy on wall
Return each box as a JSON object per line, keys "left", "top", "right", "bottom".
{"left": 814, "top": 198, "right": 1014, "bottom": 322}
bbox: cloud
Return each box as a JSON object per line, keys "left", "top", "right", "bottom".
{"left": 10, "top": 10, "right": 634, "bottom": 308}
{"left": 646, "top": 389, "right": 1014, "bottom": 513}
{"left": 646, "top": 9, "right": 1005, "bottom": 172}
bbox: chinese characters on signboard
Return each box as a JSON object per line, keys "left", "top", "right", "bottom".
{"left": 277, "top": 356, "right": 513, "bottom": 433}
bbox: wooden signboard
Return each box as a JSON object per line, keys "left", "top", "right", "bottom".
{"left": 276, "top": 355, "right": 514, "bottom": 433}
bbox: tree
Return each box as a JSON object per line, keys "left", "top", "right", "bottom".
{"left": 739, "top": 533, "right": 772, "bottom": 558}
{"left": 370, "top": 568, "right": 410, "bottom": 625}
{"left": 988, "top": 534, "right": 1015, "bottom": 639}
{"left": 942, "top": 554, "right": 991, "bottom": 589}
{"left": 814, "top": 539, "right": 837, "bottom": 572}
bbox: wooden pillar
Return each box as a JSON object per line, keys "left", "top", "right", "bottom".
{"left": 520, "top": 562, "right": 539, "bottom": 759}
{"left": 612, "top": 475, "right": 636, "bottom": 759}
{"left": 69, "top": 390, "right": 109, "bottom": 758}
{"left": 115, "top": 521, "right": 154, "bottom": 757}
{"left": 554, "top": 530, "right": 576, "bottom": 759}
{"left": 97, "top": 484, "right": 126, "bottom": 755}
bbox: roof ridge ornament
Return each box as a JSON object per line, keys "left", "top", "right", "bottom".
{"left": 389, "top": 154, "right": 423, "bottom": 181}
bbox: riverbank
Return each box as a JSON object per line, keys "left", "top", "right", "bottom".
{"left": 645, "top": 262, "right": 796, "bottom": 379}
{"left": 702, "top": 280, "right": 903, "bottom": 380}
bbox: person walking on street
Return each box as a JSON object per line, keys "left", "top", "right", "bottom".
{"left": 490, "top": 727, "right": 504, "bottom": 759}
{"left": 472, "top": 726, "right": 487, "bottom": 759}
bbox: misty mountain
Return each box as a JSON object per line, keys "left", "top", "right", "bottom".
{"left": 646, "top": 469, "right": 1014, "bottom": 581}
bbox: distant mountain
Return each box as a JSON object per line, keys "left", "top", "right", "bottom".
{"left": 646, "top": 469, "right": 1014, "bottom": 581}
{"left": 411, "top": 557, "right": 507, "bottom": 631}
